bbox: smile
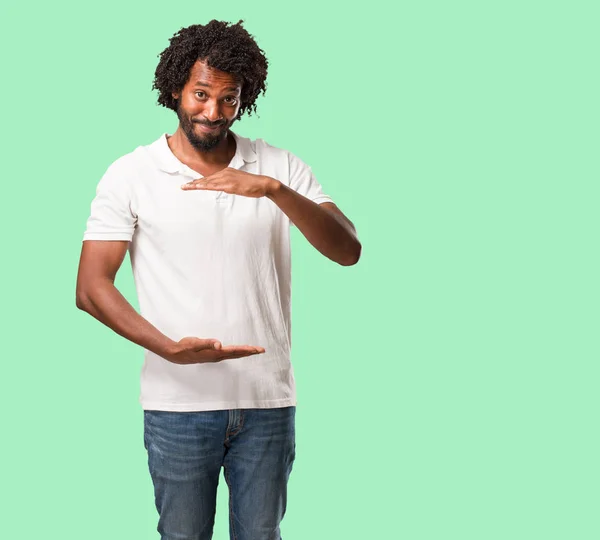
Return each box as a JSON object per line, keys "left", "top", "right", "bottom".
{"left": 195, "top": 123, "right": 222, "bottom": 133}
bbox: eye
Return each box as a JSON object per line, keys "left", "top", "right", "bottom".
{"left": 195, "top": 91, "right": 207, "bottom": 99}
{"left": 224, "top": 97, "right": 238, "bottom": 105}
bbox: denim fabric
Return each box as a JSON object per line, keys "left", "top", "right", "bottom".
{"left": 143, "top": 407, "right": 296, "bottom": 540}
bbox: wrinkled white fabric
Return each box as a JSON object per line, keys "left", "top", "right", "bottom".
{"left": 83, "top": 131, "right": 333, "bottom": 411}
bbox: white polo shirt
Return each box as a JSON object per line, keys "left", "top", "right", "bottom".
{"left": 83, "top": 131, "right": 334, "bottom": 411}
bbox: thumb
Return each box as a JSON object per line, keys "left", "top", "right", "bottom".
{"left": 184, "top": 337, "right": 222, "bottom": 351}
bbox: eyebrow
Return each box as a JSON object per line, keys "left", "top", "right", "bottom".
{"left": 193, "top": 81, "right": 240, "bottom": 92}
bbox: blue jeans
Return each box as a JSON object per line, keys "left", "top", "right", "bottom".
{"left": 143, "top": 406, "right": 296, "bottom": 540}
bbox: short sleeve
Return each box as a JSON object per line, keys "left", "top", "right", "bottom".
{"left": 287, "top": 152, "right": 334, "bottom": 227}
{"left": 83, "top": 161, "right": 137, "bottom": 241}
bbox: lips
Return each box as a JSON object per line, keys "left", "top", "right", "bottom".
{"left": 194, "top": 122, "right": 223, "bottom": 132}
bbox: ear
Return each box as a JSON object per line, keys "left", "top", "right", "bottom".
{"left": 171, "top": 91, "right": 180, "bottom": 100}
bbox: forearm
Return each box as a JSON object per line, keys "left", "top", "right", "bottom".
{"left": 76, "top": 279, "right": 176, "bottom": 357}
{"left": 266, "top": 179, "right": 361, "bottom": 266}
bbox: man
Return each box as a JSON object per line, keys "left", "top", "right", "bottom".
{"left": 76, "top": 19, "right": 361, "bottom": 540}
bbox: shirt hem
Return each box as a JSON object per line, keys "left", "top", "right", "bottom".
{"left": 83, "top": 233, "right": 133, "bottom": 241}
{"left": 314, "top": 196, "right": 334, "bottom": 204}
{"left": 140, "top": 396, "right": 297, "bottom": 412}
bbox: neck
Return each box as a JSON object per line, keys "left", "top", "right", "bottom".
{"left": 167, "top": 127, "right": 235, "bottom": 166}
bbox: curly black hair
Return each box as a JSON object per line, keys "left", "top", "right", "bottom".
{"left": 152, "top": 20, "right": 268, "bottom": 120}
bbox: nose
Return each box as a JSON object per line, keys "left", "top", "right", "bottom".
{"left": 203, "top": 99, "right": 223, "bottom": 123}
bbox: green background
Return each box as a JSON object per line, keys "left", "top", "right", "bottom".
{"left": 1, "top": 0, "right": 598, "bottom": 538}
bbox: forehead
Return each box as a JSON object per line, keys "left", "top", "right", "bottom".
{"left": 186, "top": 59, "right": 242, "bottom": 89}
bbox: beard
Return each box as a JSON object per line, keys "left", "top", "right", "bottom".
{"left": 175, "top": 100, "right": 235, "bottom": 152}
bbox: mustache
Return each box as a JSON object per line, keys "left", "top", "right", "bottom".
{"left": 193, "top": 119, "right": 226, "bottom": 128}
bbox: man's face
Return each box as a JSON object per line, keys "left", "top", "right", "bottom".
{"left": 172, "top": 60, "right": 243, "bottom": 151}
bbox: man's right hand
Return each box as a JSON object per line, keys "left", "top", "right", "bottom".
{"left": 164, "top": 337, "right": 266, "bottom": 365}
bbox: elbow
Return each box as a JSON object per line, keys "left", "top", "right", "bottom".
{"left": 76, "top": 276, "right": 112, "bottom": 312}
{"left": 75, "top": 295, "right": 87, "bottom": 311}
{"left": 75, "top": 289, "right": 90, "bottom": 312}
{"left": 339, "top": 241, "right": 362, "bottom": 266}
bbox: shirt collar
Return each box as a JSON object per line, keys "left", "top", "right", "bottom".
{"left": 149, "top": 130, "right": 257, "bottom": 174}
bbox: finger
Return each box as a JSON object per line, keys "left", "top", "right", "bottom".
{"left": 193, "top": 170, "right": 225, "bottom": 184}
{"left": 182, "top": 182, "right": 221, "bottom": 191}
{"left": 216, "top": 351, "right": 262, "bottom": 360}
{"left": 182, "top": 177, "right": 202, "bottom": 185}
{"left": 191, "top": 351, "right": 257, "bottom": 363}
{"left": 220, "top": 345, "right": 265, "bottom": 354}
{"left": 191, "top": 339, "right": 222, "bottom": 351}
{"left": 181, "top": 180, "right": 206, "bottom": 190}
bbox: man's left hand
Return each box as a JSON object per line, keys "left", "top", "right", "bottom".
{"left": 181, "top": 168, "right": 279, "bottom": 198}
